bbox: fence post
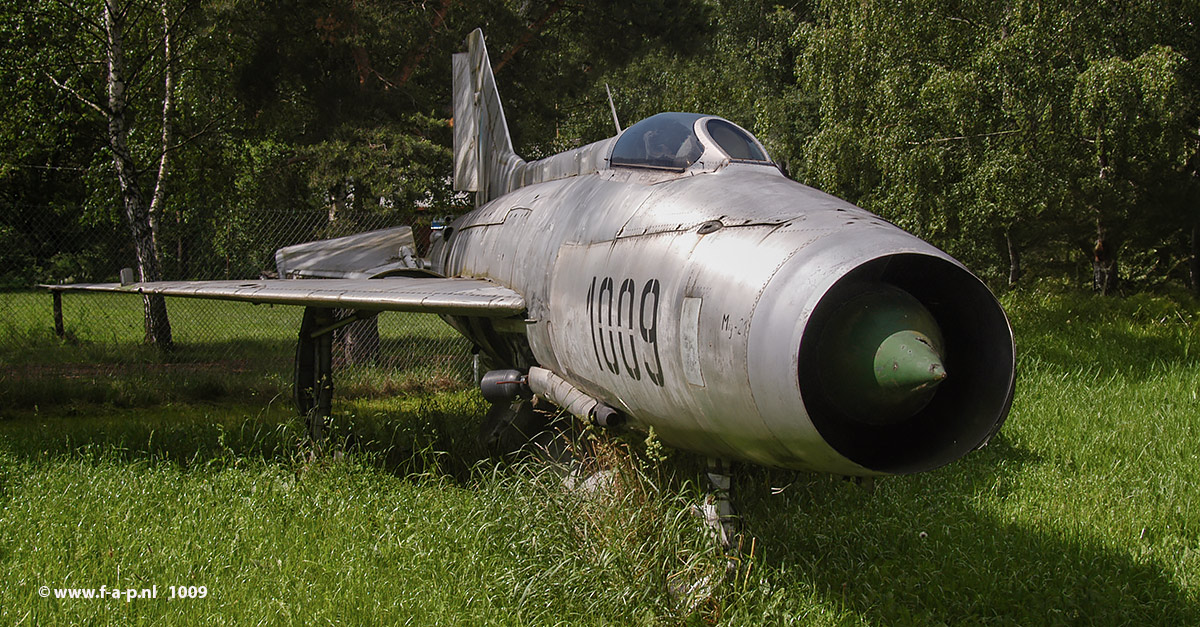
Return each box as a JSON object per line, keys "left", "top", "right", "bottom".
{"left": 335, "top": 314, "right": 381, "bottom": 366}
{"left": 52, "top": 291, "right": 64, "bottom": 338}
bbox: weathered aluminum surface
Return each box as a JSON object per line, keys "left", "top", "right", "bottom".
{"left": 435, "top": 39, "right": 1016, "bottom": 474}
{"left": 275, "top": 226, "right": 419, "bottom": 279}
{"left": 451, "top": 51, "right": 479, "bottom": 193}
{"left": 45, "top": 277, "right": 525, "bottom": 317}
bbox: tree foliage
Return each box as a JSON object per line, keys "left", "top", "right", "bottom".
{"left": 794, "top": 0, "right": 1198, "bottom": 292}
{"left": 2, "top": 0, "right": 1199, "bottom": 296}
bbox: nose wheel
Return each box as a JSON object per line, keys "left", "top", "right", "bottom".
{"left": 695, "top": 458, "right": 742, "bottom": 553}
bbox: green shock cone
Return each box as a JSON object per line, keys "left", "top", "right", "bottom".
{"left": 814, "top": 283, "right": 948, "bottom": 425}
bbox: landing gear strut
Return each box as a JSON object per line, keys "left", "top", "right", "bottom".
{"left": 294, "top": 306, "right": 378, "bottom": 441}
{"left": 698, "top": 458, "right": 742, "bottom": 552}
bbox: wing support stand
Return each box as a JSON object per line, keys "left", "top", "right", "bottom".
{"left": 294, "top": 307, "right": 380, "bottom": 443}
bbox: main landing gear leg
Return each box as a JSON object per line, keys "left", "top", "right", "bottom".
{"left": 479, "top": 400, "right": 554, "bottom": 457}
{"left": 295, "top": 308, "right": 336, "bottom": 442}
{"left": 294, "top": 307, "right": 379, "bottom": 442}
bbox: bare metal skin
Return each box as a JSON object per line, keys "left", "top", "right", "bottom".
{"left": 437, "top": 30, "right": 1014, "bottom": 475}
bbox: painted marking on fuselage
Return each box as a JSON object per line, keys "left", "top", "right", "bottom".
{"left": 681, "top": 297, "right": 705, "bottom": 387}
{"left": 587, "top": 276, "right": 664, "bottom": 387}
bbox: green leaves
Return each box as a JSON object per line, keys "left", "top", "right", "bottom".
{"left": 796, "top": 0, "right": 1198, "bottom": 289}
{"left": 3, "top": 0, "right": 1198, "bottom": 290}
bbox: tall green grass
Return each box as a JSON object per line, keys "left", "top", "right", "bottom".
{"left": 1, "top": 285, "right": 1198, "bottom": 624}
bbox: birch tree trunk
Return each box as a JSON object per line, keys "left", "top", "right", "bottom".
{"left": 1189, "top": 221, "right": 1199, "bottom": 295}
{"left": 1190, "top": 135, "right": 1200, "bottom": 296}
{"left": 1089, "top": 133, "right": 1119, "bottom": 296}
{"left": 1092, "top": 225, "right": 1119, "bottom": 296}
{"left": 1005, "top": 229, "right": 1021, "bottom": 287}
{"left": 105, "top": 1, "right": 172, "bottom": 347}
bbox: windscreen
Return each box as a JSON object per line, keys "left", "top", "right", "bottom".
{"left": 705, "top": 118, "right": 769, "bottom": 162}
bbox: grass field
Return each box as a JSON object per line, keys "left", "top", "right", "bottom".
{"left": 1, "top": 291, "right": 472, "bottom": 409}
{"left": 0, "top": 285, "right": 1198, "bottom": 624}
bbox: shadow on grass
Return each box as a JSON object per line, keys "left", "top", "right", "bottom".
{"left": 3, "top": 392, "right": 1193, "bottom": 623}
{"left": 0, "top": 333, "right": 472, "bottom": 410}
{"left": 1019, "top": 322, "right": 1199, "bottom": 380}
{"left": 0, "top": 391, "right": 490, "bottom": 484}
{"left": 737, "top": 434, "right": 1197, "bottom": 624}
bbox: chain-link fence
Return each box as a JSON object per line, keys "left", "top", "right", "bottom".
{"left": 1, "top": 206, "right": 473, "bottom": 410}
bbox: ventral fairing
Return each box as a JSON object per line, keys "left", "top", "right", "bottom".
{"left": 49, "top": 29, "right": 1015, "bottom": 480}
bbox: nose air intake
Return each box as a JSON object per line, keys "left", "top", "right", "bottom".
{"left": 798, "top": 254, "right": 1015, "bottom": 474}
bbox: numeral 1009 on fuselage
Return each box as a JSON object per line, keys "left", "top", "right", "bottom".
{"left": 586, "top": 276, "right": 665, "bottom": 387}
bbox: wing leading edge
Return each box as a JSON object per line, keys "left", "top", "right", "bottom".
{"left": 44, "top": 277, "right": 525, "bottom": 318}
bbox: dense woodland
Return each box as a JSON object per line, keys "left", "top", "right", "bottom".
{"left": 3, "top": 0, "right": 1198, "bottom": 302}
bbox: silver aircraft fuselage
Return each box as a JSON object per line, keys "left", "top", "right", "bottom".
{"left": 48, "top": 29, "right": 1014, "bottom": 480}
{"left": 432, "top": 119, "right": 1014, "bottom": 476}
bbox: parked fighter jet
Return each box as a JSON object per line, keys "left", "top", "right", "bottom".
{"left": 49, "top": 30, "right": 1015, "bottom": 487}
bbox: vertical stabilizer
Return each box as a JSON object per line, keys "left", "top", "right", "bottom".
{"left": 453, "top": 29, "right": 526, "bottom": 207}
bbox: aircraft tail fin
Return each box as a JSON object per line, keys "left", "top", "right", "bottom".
{"left": 453, "top": 29, "right": 525, "bottom": 206}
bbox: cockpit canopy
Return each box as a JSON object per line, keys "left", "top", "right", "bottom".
{"left": 609, "top": 112, "right": 771, "bottom": 171}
